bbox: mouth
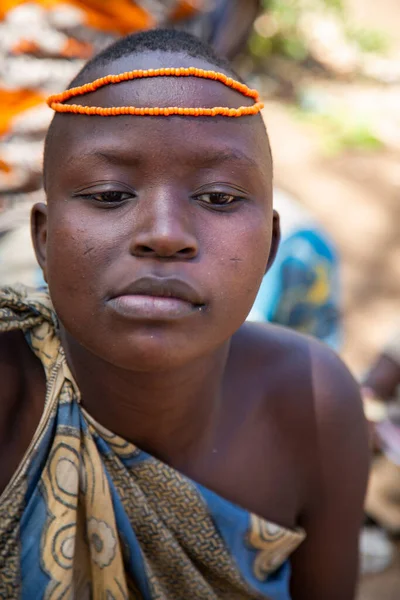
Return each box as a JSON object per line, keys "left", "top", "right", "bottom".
{"left": 107, "top": 276, "right": 205, "bottom": 320}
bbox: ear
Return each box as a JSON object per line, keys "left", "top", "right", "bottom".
{"left": 265, "top": 210, "right": 280, "bottom": 273}
{"left": 31, "top": 202, "right": 48, "bottom": 283}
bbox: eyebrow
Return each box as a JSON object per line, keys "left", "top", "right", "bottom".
{"left": 71, "top": 147, "right": 260, "bottom": 170}
{"left": 192, "top": 149, "right": 259, "bottom": 170}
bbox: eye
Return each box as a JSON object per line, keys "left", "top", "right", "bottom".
{"left": 81, "top": 190, "right": 134, "bottom": 204}
{"left": 195, "top": 192, "right": 240, "bottom": 206}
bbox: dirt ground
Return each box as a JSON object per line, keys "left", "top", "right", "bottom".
{"left": 359, "top": 548, "right": 400, "bottom": 600}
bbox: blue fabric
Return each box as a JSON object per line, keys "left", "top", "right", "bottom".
{"left": 0, "top": 285, "right": 305, "bottom": 600}
{"left": 251, "top": 228, "right": 341, "bottom": 349}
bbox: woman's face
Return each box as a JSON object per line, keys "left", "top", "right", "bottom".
{"left": 34, "top": 52, "right": 278, "bottom": 371}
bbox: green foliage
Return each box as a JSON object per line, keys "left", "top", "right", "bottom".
{"left": 251, "top": 0, "right": 388, "bottom": 64}
{"left": 252, "top": 0, "right": 345, "bottom": 62}
{"left": 294, "top": 106, "right": 383, "bottom": 155}
{"left": 249, "top": 2, "right": 389, "bottom": 158}
{"left": 262, "top": 0, "right": 344, "bottom": 12}
{"left": 346, "top": 27, "right": 390, "bottom": 54}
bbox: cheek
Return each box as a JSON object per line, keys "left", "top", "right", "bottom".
{"left": 207, "top": 216, "right": 272, "bottom": 319}
{"left": 45, "top": 214, "right": 117, "bottom": 334}
{"left": 46, "top": 209, "right": 119, "bottom": 291}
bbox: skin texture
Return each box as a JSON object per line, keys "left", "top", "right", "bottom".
{"left": 0, "top": 50, "right": 369, "bottom": 599}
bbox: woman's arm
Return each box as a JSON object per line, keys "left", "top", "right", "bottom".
{"left": 291, "top": 344, "right": 370, "bottom": 600}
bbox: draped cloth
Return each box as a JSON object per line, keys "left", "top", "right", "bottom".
{"left": 0, "top": 285, "right": 305, "bottom": 599}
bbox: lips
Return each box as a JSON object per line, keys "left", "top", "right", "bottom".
{"left": 111, "top": 276, "right": 204, "bottom": 305}
{"left": 107, "top": 276, "right": 205, "bottom": 320}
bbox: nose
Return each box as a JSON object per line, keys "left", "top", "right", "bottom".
{"left": 130, "top": 190, "right": 199, "bottom": 260}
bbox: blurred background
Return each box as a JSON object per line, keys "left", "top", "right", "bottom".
{"left": 0, "top": 1, "right": 399, "bottom": 597}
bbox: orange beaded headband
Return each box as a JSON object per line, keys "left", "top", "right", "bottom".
{"left": 46, "top": 67, "right": 264, "bottom": 118}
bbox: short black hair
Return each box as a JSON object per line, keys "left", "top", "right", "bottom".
{"left": 70, "top": 28, "right": 240, "bottom": 88}
{"left": 44, "top": 29, "right": 257, "bottom": 187}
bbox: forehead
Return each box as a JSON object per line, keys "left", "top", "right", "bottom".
{"left": 46, "top": 51, "right": 271, "bottom": 185}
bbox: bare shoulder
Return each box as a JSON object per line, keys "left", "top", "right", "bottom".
{"left": 230, "top": 321, "right": 369, "bottom": 510}
{"left": 0, "top": 329, "right": 26, "bottom": 404}
{"left": 0, "top": 329, "right": 46, "bottom": 494}
{"left": 233, "top": 321, "right": 365, "bottom": 426}
{"left": 232, "top": 322, "right": 369, "bottom": 600}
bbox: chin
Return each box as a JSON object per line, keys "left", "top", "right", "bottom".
{"left": 91, "top": 330, "right": 204, "bottom": 372}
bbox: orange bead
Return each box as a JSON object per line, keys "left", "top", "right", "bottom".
{"left": 46, "top": 66, "right": 263, "bottom": 120}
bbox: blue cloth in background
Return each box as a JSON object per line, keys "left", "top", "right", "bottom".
{"left": 248, "top": 190, "right": 341, "bottom": 350}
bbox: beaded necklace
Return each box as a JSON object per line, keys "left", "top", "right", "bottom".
{"left": 47, "top": 67, "right": 264, "bottom": 118}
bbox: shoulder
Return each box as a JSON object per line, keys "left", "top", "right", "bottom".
{"left": 0, "top": 329, "right": 37, "bottom": 443}
{"left": 0, "top": 329, "right": 46, "bottom": 494}
{"left": 232, "top": 325, "right": 370, "bottom": 600}
{"left": 233, "top": 321, "right": 363, "bottom": 422}
{"left": 0, "top": 330, "right": 26, "bottom": 476}
{"left": 239, "top": 319, "right": 369, "bottom": 483}
{"left": 0, "top": 329, "right": 26, "bottom": 403}
{"left": 0, "top": 326, "right": 46, "bottom": 413}
{"left": 231, "top": 322, "right": 369, "bottom": 508}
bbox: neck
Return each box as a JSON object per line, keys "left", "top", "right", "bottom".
{"left": 61, "top": 330, "right": 230, "bottom": 468}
